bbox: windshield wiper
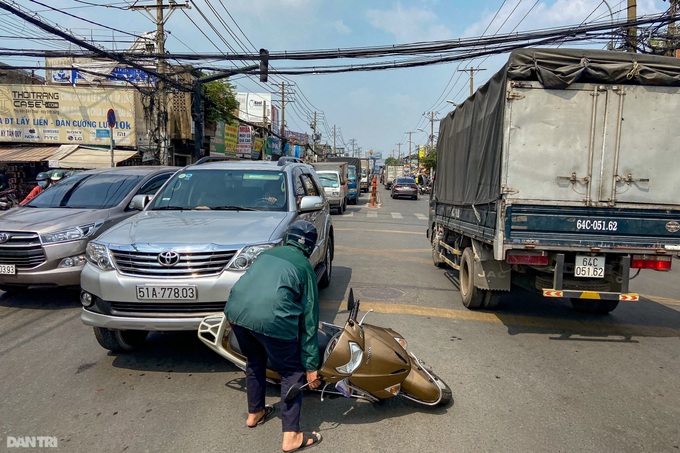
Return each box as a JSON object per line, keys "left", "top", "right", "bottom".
{"left": 153, "top": 206, "right": 189, "bottom": 210}
{"left": 210, "top": 205, "right": 256, "bottom": 211}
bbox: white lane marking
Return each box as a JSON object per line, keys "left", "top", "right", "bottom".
{"left": 391, "top": 212, "right": 403, "bottom": 219}
{"left": 414, "top": 213, "right": 428, "bottom": 220}
{"left": 367, "top": 211, "right": 378, "bottom": 218}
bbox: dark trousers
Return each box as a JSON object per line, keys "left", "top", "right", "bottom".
{"left": 230, "top": 324, "right": 305, "bottom": 432}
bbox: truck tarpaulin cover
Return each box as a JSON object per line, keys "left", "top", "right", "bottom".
{"left": 434, "top": 48, "right": 680, "bottom": 206}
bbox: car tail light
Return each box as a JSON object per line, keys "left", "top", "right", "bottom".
{"left": 631, "top": 254, "right": 672, "bottom": 270}
{"left": 506, "top": 251, "right": 549, "bottom": 265}
{"left": 394, "top": 185, "right": 403, "bottom": 189}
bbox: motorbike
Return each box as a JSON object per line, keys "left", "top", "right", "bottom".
{"left": 0, "top": 188, "right": 19, "bottom": 210}
{"left": 198, "top": 289, "right": 452, "bottom": 407}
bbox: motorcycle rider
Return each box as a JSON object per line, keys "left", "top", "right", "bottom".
{"left": 224, "top": 220, "right": 323, "bottom": 452}
{"left": 20, "top": 172, "right": 51, "bottom": 205}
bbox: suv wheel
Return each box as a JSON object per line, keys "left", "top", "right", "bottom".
{"left": 319, "top": 237, "right": 333, "bottom": 289}
{"left": 94, "top": 327, "right": 148, "bottom": 352}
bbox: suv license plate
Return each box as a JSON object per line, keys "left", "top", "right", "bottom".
{"left": 574, "top": 255, "right": 605, "bottom": 278}
{"left": 0, "top": 264, "right": 15, "bottom": 275}
{"left": 136, "top": 285, "right": 198, "bottom": 300}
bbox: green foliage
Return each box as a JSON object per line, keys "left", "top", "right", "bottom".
{"left": 384, "top": 156, "right": 399, "bottom": 166}
{"left": 421, "top": 147, "right": 437, "bottom": 172}
{"left": 202, "top": 77, "right": 238, "bottom": 124}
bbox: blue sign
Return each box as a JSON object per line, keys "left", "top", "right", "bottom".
{"left": 96, "top": 129, "right": 111, "bottom": 139}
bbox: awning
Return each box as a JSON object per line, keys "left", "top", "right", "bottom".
{"left": 48, "top": 146, "right": 138, "bottom": 169}
{"left": 0, "top": 145, "right": 60, "bottom": 162}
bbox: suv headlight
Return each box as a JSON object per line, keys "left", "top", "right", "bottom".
{"left": 41, "top": 223, "right": 100, "bottom": 244}
{"left": 85, "top": 242, "right": 115, "bottom": 271}
{"left": 228, "top": 243, "right": 277, "bottom": 270}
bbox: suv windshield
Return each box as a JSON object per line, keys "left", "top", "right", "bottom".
{"left": 150, "top": 169, "right": 288, "bottom": 211}
{"left": 27, "top": 173, "right": 144, "bottom": 209}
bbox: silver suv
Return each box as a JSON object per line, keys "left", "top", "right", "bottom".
{"left": 80, "top": 158, "right": 334, "bottom": 352}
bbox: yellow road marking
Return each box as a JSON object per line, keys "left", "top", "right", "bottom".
{"left": 320, "top": 300, "right": 680, "bottom": 337}
{"left": 641, "top": 295, "right": 680, "bottom": 307}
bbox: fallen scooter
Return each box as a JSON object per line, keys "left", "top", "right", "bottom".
{"left": 198, "top": 289, "right": 452, "bottom": 406}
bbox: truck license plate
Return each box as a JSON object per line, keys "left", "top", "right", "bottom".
{"left": 136, "top": 285, "right": 197, "bottom": 300}
{"left": 0, "top": 264, "right": 16, "bottom": 275}
{"left": 574, "top": 255, "right": 605, "bottom": 278}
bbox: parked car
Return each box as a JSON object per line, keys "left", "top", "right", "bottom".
{"left": 391, "top": 177, "right": 419, "bottom": 200}
{"left": 80, "top": 159, "right": 334, "bottom": 352}
{"left": 0, "top": 166, "right": 178, "bottom": 292}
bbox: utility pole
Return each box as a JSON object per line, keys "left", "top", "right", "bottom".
{"left": 408, "top": 131, "right": 413, "bottom": 167}
{"left": 130, "top": 1, "right": 189, "bottom": 165}
{"left": 261, "top": 101, "right": 267, "bottom": 160}
{"left": 280, "top": 82, "right": 286, "bottom": 137}
{"left": 627, "top": 0, "right": 637, "bottom": 52}
{"left": 349, "top": 138, "right": 357, "bottom": 157}
{"left": 333, "top": 125, "right": 336, "bottom": 157}
{"left": 396, "top": 143, "right": 401, "bottom": 162}
{"left": 458, "top": 67, "right": 486, "bottom": 96}
{"left": 668, "top": 0, "right": 678, "bottom": 56}
{"left": 427, "top": 111, "right": 437, "bottom": 149}
{"left": 310, "top": 112, "right": 317, "bottom": 160}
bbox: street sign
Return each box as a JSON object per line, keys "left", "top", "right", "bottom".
{"left": 106, "top": 109, "right": 116, "bottom": 128}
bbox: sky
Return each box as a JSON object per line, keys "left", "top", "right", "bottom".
{"left": 0, "top": 0, "right": 670, "bottom": 159}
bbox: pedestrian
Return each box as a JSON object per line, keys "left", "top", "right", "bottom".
{"left": 20, "top": 172, "right": 50, "bottom": 205}
{"left": 0, "top": 167, "right": 9, "bottom": 192}
{"left": 224, "top": 220, "right": 323, "bottom": 452}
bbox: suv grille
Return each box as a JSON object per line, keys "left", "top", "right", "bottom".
{"left": 0, "top": 232, "right": 46, "bottom": 268}
{"left": 111, "top": 248, "right": 237, "bottom": 278}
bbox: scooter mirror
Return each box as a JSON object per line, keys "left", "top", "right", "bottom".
{"left": 347, "top": 288, "right": 355, "bottom": 312}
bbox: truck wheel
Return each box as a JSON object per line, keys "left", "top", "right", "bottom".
{"left": 432, "top": 236, "right": 445, "bottom": 268}
{"left": 93, "top": 327, "right": 148, "bottom": 352}
{"left": 319, "top": 237, "right": 333, "bottom": 289}
{"left": 482, "top": 291, "right": 501, "bottom": 309}
{"left": 460, "top": 248, "right": 484, "bottom": 309}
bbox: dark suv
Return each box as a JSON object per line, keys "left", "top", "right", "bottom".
{"left": 80, "top": 159, "right": 334, "bottom": 352}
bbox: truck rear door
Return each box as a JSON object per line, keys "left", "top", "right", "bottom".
{"left": 504, "top": 81, "right": 680, "bottom": 207}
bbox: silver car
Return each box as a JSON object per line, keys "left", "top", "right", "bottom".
{"left": 80, "top": 159, "right": 334, "bottom": 352}
{"left": 0, "top": 166, "right": 178, "bottom": 292}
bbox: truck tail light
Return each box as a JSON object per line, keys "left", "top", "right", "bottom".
{"left": 631, "top": 254, "right": 672, "bottom": 271}
{"left": 506, "top": 251, "right": 548, "bottom": 265}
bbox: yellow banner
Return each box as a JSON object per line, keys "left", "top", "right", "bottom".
{"left": 224, "top": 123, "right": 238, "bottom": 157}
{"left": 0, "top": 84, "right": 137, "bottom": 146}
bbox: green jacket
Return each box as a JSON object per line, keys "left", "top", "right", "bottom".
{"left": 224, "top": 245, "right": 320, "bottom": 371}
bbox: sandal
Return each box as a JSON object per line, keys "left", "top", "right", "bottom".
{"left": 246, "top": 405, "right": 274, "bottom": 428}
{"left": 282, "top": 431, "right": 322, "bottom": 452}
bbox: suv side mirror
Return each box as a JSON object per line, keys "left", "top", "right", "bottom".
{"left": 130, "top": 194, "right": 151, "bottom": 210}
{"left": 298, "top": 195, "right": 324, "bottom": 213}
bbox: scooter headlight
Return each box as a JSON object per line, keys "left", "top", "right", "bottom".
{"left": 335, "top": 341, "right": 363, "bottom": 375}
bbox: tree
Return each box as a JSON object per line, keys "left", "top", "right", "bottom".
{"left": 385, "top": 156, "right": 399, "bottom": 166}
{"left": 202, "top": 76, "right": 238, "bottom": 124}
{"left": 421, "top": 147, "right": 437, "bottom": 173}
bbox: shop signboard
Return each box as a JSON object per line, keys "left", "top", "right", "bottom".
{"left": 236, "top": 92, "right": 272, "bottom": 124}
{"left": 236, "top": 125, "right": 251, "bottom": 158}
{"left": 0, "top": 84, "right": 137, "bottom": 146}
{"left": 224, "top": 123, "right": 238, "bottom": 158}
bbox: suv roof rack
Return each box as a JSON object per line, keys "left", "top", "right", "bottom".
{"left": 194, "top": 156, "right": 239, "bottom": 165}
{"left": 277, "top": 157, "right": 305, "bottom": 166}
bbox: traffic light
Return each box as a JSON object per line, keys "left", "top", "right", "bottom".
{"left": 259, "top": 48, "right": 269, "bottom": 83}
